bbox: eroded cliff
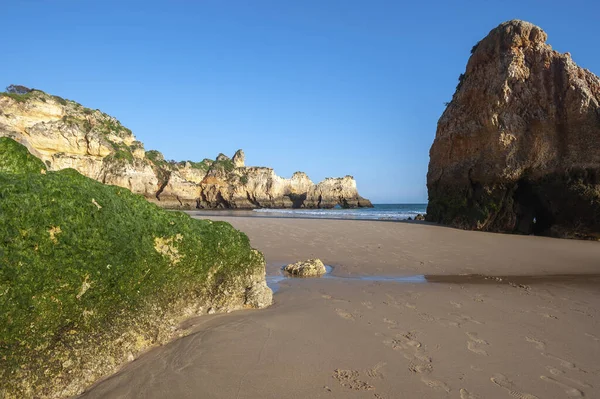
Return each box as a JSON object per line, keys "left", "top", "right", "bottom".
{"left": 427, "top": 20, "right": 600, "bottom": 238}
{"left": 0, "top": 88, "right": 372, "bottom": 210}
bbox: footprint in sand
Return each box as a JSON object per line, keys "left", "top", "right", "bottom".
{"left": 540, "top": 375, "right": 584, "bottom": 397}
{"left": 409, "top": 362, "right": 433, "bottom": 374}
{"left": 414, "top": 353, "right": 432, "bottom": 364}
{"left": 545, "top": 366, "right": 592, "bottom": 388}
{"left": 435, "top": 317, "right": 461, "bottom": 328}
{"left": 467, "top": 341, "right": 488, "bottom": 356}
{"left": 460, "top": 388, "right": 480, "bottom": 399}
{"left": 383, "top": 318, "right": 396, "bottom": 326}
{"left": 539, "top": 312, "right": 559, "bottom": 320}
{"left": 449, "top": 312, "right": 483, "bottom": 325}
{"left": 366, "top": 362, "right": 386, "bottom": 379}
{"left": 384, "top": 332, "right": 431, "bottom": 371}
{"left": 361, "top": 301, "right": 374, "bottom": 309}
{"left": 525, "top": 336, "right": 546, "bottom": 350}
{"left": 466, "top": 332, "right": 489, "bottom": 356}
{"left": 333, "top": 369, "right": 374, "bottom": 391}
{"left": 490, "top": 373, "right": 538, "bottom": 399}
{"left": 386, "top": 334, "right": 422, "bottom": 351}
{"left": 584, "top": 332, "right": 599, "bottom": 341}
{"left": 335, "top": 308, "right": 356, "bottom": 321}
{"left": 402, "top": 333, "right": 422, "bottom": 348}
{"left": 541, "top": 353, "right": 587, "bottom": 374}
{"left": 417, "top": 313, "right": 437, "bottom": 322}
{"left": 384, "top": 293, "right": 397, "bottom": 302}
{"left": 466, "top": 332, "right": 488, "bottom": 345}
{"left": 321, "top": 293, "right": 351, "bottom": 303}
{"left": 421, "top": 377, "right": 450, "bottom": 393}
{"left": 569, "top": 308, "right": 593, "bottom": 318}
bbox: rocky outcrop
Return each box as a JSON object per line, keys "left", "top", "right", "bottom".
{"left": 0, "top": 89, "right": 160, "bottom": 196}
{"left": 198, "top": 164, "right": 373, "bottom": 209}
{"left": 427, "top": 20, "right": 600, "bottom": 239}
{"left": 0, "top": 137, "right": 272, "bottom": 398}
{"left": 232, "top": 149, "right": 245, "bottom": 168}
{"left": 304, "top": 176, "right": 374, "bottom": 208}
{"left": 283, "top": 259, "right": 327, "bottom": 277}
{"left": 0, "top": 88, "right": 372, "bottom": 210}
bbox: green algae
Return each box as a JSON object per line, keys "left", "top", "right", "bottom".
{"left": 0, "top": 138, "right": 47, "bottom": 175}
{"left": 0, "top": 139, "right": 265, "bottom": 397}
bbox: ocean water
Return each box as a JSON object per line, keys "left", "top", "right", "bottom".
{"left": 252, "top": 204, "right": 427, "bottom": 221}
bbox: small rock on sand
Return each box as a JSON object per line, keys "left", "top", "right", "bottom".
{"left": 284, "top": 259, "right": 327, "bottom": 277}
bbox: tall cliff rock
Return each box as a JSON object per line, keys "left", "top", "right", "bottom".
{"left": 0, "top": 88, "right": 372, "bottom": 210}
{"left": 427, "top": 20, "right": 600, "bottom": 238}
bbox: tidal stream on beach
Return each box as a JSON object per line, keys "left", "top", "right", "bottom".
{"left": 266, "top": 264, "right": 427, "bottom": 293}
{"left": 267, "top": 263, "right": 600, "bottom": 293}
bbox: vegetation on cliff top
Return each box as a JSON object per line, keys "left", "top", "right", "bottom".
{"left": 2, "top": 86, "right": 136, "bottom": 163}
{"left": 209, "top": 156, "right": 235, "bottom": 174}
{"left": 1, "top": 86, "right": 253, "bottom": 190}
{"left": 184, "top": 158, "right": 214, "bottom": 172}
{"left": 2, "top": 85, "right": 72, "bottom": 107}
{"left": 0, "top": 138, "right": 265, "bottom": 397}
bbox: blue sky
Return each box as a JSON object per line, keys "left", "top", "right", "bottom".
{"left": 2, "top": 1, "right": 599, "bottom": 203}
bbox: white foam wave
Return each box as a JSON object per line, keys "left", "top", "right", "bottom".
{"left": 252, "top": 208, "right": 424, "bottom": 221}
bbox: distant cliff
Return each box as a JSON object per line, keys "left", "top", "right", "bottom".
{"left": 0, "top": 88, "right": 373, "bottom": 210}
{"left": 427, "top": 20, "right": 600, "bottom": 238}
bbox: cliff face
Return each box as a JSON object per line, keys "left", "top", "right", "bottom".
{"left": 0, "top": 90, "right": 160, "bottom": 197}
{"left": 0, "top": 89, "right": 372, "bottom": 210}
{"left": 427, "top": 20, "right": 600, "bottom": 238}
{"left": 304, "top": 176, "right": 374, "bottom": 208}
{"left": 197, "top": 154, "right": 373, "bottom": 209}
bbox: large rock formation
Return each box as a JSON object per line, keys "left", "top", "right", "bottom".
{"left": 0, "top": 88, "right": 373, "bottom": 210}
{"left": 0, "top": 137, "right": 272, "bottom": 398}
{"left": 304, "top": 176, "right": 373, "bottom": 208}
{"left": 427, "top": 20, "right": 600, "bottom": 239}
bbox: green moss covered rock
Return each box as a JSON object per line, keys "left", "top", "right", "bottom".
{"left": 0, "top": 139, "right": 271, "bottom": 398}
{"left": 0, "top": 138, "right": 47, "bottom": 174}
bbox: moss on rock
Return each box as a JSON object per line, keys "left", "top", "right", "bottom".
{"left": 0, "top": 137, "right": 47, "bottom": 174}
{"left": 0, "top": 139, "right": 270, "bottom": 398}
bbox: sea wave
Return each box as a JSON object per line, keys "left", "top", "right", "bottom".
{"left": 252, "top": 207, "right": 425, "bottom": 221}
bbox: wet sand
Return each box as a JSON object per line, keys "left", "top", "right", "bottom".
{"left": 78, "top": 216, "right": 600, "bottom": 399}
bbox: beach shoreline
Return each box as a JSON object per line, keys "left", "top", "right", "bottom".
{"left": 186, "top": 203, "right": 428, "bottom": 223}
{"left": 77, "top": 216, "right": 600, "bottom": 399}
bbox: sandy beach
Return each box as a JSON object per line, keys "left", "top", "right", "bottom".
{"left": 78, "top": 216, "right": 600, "bottom": 399}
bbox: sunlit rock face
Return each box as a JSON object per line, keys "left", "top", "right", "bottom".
{"left": 0, "top": 88, "right": 373, "bottom": 210}
{"left": 427, "top": 20, "right": 600, "bottom": 238}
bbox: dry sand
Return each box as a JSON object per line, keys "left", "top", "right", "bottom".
{"left": 78, "top": 216, "right": 600, "bottom": 399}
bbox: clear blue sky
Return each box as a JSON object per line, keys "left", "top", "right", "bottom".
{"left": 2, "top": 1, "right": 599, "bottom": 203}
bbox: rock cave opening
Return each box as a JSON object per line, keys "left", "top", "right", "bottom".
{"left": 288, "top": 193, "right": 307, "bottom": 208}
{"left": 514, "top": 179, "right": 554, "bottom": 235}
